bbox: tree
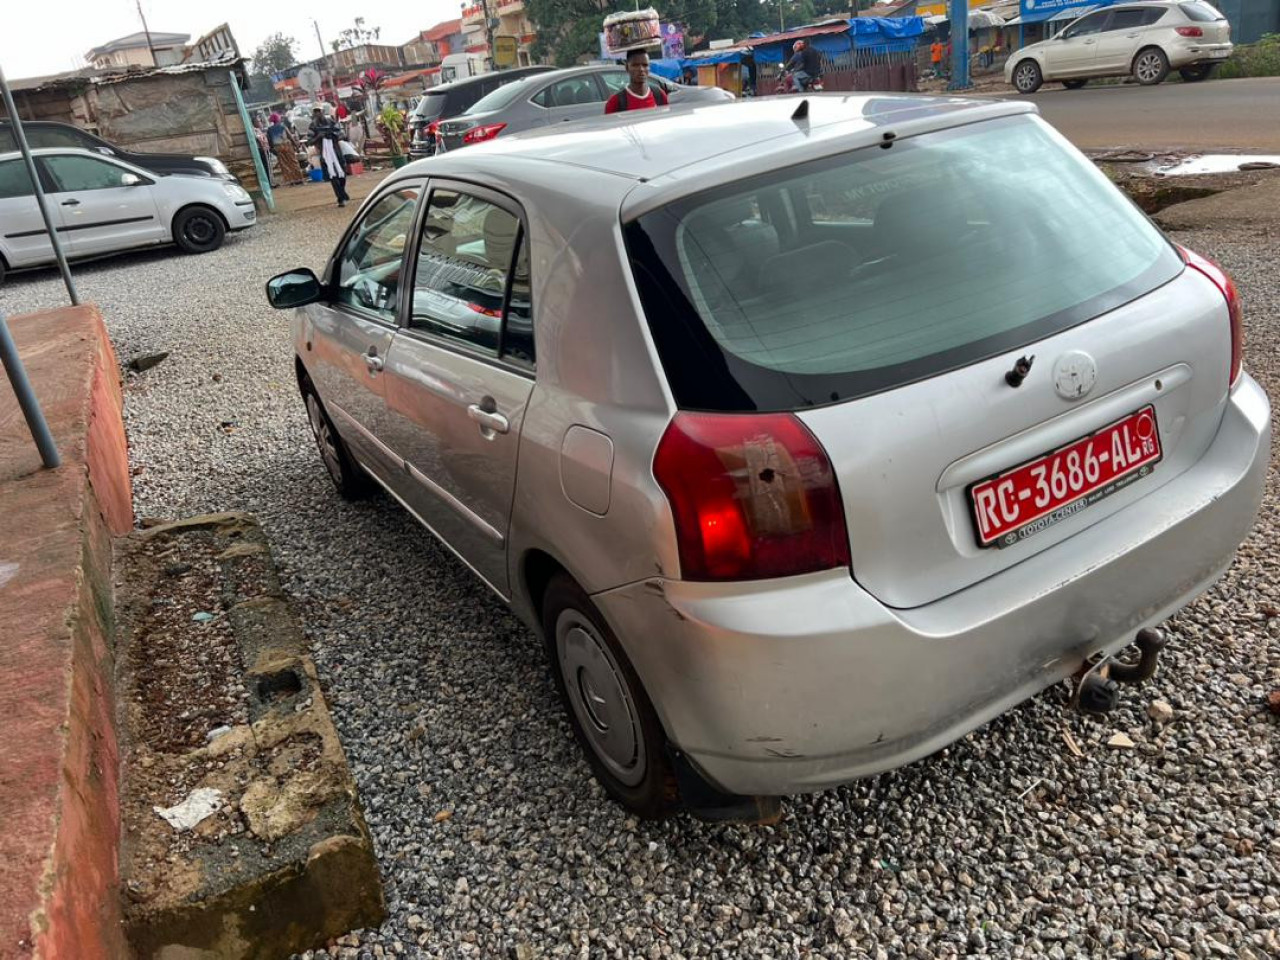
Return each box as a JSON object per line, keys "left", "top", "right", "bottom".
{"left": 249, "top": 33, "right": 298, "bottom": 78}
{"left": 331, "top": 17, "right": 383, "bottom": 52}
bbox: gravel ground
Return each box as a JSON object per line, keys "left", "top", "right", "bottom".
{"left": 3, "top": 205, "right": 1278, "bottom": 960}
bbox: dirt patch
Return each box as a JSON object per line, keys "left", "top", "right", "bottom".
{"left": 125, "top": 529, "right": 250, "bottom": 753}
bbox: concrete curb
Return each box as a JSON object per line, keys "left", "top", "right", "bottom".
{"left": 116, "top": 513, "right": 385, "bottom": 958}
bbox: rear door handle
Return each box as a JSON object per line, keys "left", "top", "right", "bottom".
{"left": 364, "top": 350, "right": 383, "bottom": 373}
{"left": 467, "top": 402, "right": 509, "bottom": 435}
{"left": 61, "top": 199, "right": 80, "bottom": 206}
{"left": 1126, "top": 33, "right": 1140, "bottom": 38}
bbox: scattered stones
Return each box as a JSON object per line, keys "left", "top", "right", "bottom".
{"left": 128, "top": 351, "right": 169, "bottom": 373}
{"left": 1147, "top": 699, "right": 1175, "bottom": 724}
{"left": 1107, "top": 732, "right": 1136, "bottom": 750}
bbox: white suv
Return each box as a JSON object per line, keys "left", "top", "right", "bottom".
{"left": 1007, "top": 1, "right": 1232, "bottom": 93}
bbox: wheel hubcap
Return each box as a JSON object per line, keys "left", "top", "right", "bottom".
{"left": 186, "top": 216, "right": 216, "bottom": 245}
{"left": 306, "top": 394, "right": 343, "bottom": 482}
{"left": 1138, "top": 55, "right": 1161, "bottom": 81}
{"left": 1016, "top": 65, "right": 1036, "bottom": 90}
{"left": 557, "top": 610, "right": 645, "bottom": 786}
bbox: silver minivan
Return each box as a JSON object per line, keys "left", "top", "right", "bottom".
{"left": 268, "top": 96, "right": 1269, "bottom": 822}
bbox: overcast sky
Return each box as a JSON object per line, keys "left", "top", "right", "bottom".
{"left": 1, "top": 0, "right": 466, "bottom": 81}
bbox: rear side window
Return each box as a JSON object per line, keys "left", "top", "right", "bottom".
{"left": 625, "top": 115, "right": 1182, "bottom": 412}
{"left": 414, "top": 93, "right": 449, "bottom": 121}
{"left": 1180, "top": 2, "right": 1224, "bottom": 21}
{"left": 0, "top": 158, "right": 34, "bottom": 199}
{"left": 28, "top": 127, "right": 95, "bottom": 149}
{"left": 468, "top": 77, "right": 538, "bottom": 113}
{"left": 1143, "top": 7, "right": 1169, "bottom": 23}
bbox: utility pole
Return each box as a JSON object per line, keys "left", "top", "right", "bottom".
{"left": 482, "top": 0, "right": 496, "bottom": 72}
{"left": 136, "top": 0, "right": 158, "bottom": 66}
{"left": 947, "top": 0, "right": 971, "bottom": 90}
{"left": 312, "top": 19, "right": 336, "bottom": 105}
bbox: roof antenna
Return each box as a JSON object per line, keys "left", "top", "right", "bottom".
{"left": 791, "top": 98, "right": 809, "bottom": 123}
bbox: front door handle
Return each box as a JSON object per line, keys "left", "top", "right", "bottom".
{"left": 1126, "top": 33, "right": 1140, "bottom": 38}
{"left": 364, "top": 349, "right": 383, "bottom": 373}
{"left": 61, "top": 199, "right": 80, "bottom": 206}
{"left": 467, "top": 402, "right": 509, "bottom": 435}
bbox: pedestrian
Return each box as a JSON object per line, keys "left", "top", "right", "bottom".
{"left": 267, "top": 112, "right": 305, "bottom": 185}
{"left": 604, "top": 49, "right": 669, "bottom": 113}
{"left": 335, "top": 100, "right": 350, "bottom": 121}
{"left": 309, "top": 108, "right": 350, "bottom": 207}
{"left": 931, "top": 39, "right": 944, "bottom": 76}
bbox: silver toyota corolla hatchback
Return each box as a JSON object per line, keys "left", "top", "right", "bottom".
{"left": 267, "top": 95, "right": 1269, "bottom": 822}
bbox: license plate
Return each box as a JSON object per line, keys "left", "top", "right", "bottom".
{"left": 969, "top": 406, "right": 1162, "bottom": 549}
{"left": 1211, "top": 49, "right": 1230, "bottom": 58}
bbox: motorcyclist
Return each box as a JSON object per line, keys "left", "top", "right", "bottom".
{"left": 784, "top": 39, "right": 822, "bottom": 92}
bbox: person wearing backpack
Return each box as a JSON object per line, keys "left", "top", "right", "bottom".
{"left": 605, "top": 49, "right": 670, "bottom": 114}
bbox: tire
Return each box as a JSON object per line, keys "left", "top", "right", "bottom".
{"left": 1062, "top": 78, "right": 1088, "bottom": 90}
{"left": 0, "top": 256, "right": 6, "bottom": 286}
{"left": 1179, "top": 64, "right": 1213, "bottom": 82}
{"left": 1012, "top": 60, "right": 1043, "bottom": 94}
{"left": 172, "top": 205, "right": 226, "bottom": 254}
{"left": 541, "top": 573, "right": 678, "bottom": 819}
{"left": 300, "top": 377, "right": 373, "bottom": 500}
{"left": 1132, "top": 47, "right": 1169, "bottom": 86}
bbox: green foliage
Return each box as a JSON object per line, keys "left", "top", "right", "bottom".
{"left": 527, "top": 0, "right": 844, "bottom": 64}
{"left": 331, "top": 17, "right": 383, "bottom": 53}
{"left": 1215, "top": 34, "right": 1280, "bottom": 80}
{"left": 249, "top": 33, "right": 298, "bottom": 78}
{"left": 379, "top": 103, "right": 406, "bottom": 155}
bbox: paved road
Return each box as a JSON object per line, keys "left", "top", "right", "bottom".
{"left": 982, "top": 77, "right": 1280, "bottom": 152}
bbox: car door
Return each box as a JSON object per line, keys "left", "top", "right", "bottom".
{"left": 0, "top": 157, "right": 69, "bottom": 268}
{"left": 305, "top": 181, "right": 425, "bottom": 478}
{"left": 530, "top": 74, "right": 608, "bottom": 127}
{"left": 378, "top": 182, "right": 536, "bottom": 595}
{"left": 1092, "top": 7, "right": 1155, "bottom": 73}
{"left": 37, "top": 153, "right": 164, "bottom": 256}
{"left": 1046, "top": 11, "right": 1110, "bottom": 76}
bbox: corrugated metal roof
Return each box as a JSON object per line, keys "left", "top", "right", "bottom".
{"left": 741, "top": 22, "right": 853, "bottom": 48}
{"left": 11, "top": 53, "right": 242, "bottom": 93}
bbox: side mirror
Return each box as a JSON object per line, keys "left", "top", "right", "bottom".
{"left": 120, "top": 172, "right": 143, "bottom": 186}
{"left": 266, "top": 268, "right": 324, "bottom": 309}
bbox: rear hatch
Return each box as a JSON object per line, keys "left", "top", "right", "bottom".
{"left": 625, "top": 114, "right": 1233, "bottom": 608}
{"left": 1179, "top": 1, "right": 1232, "bottom": 42}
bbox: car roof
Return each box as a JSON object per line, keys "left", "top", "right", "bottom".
{"left": 402, "top": 95, "right": 1037, "bottom": 213}
{"left": 426, "top": 66, "right": 555, "bottom": 94}
{"left": 0, "top": 146, "right": 134, "bottom": 164}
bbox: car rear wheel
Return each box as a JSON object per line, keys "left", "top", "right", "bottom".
{"left": 173, "top": 205, "right": 226, "bottom": 254}
{"left": 1133, "top": 48, "right": 1169, "bottom": 86}
{"left": 301, "top": 379, "right": 373, "bottom": 499}
{"left": 0, "top": 256, "right": 6, "bottom": 286}
{"left": 1062, "top": 78, "right": 1088, "bottom": 90}
{"left": 542, "top": 573, "right": 678, "bottom": 819}
{"left": 1179, "top": 64, "right": 1214, "bottom": 82}
{"left": 1012, "top": 60, "right": 1043, "bottom": 94}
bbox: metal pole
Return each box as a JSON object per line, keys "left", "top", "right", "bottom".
{"left": 313, "top": 20, "right": 336, "bottom": 106}
{"left": 0, "top": 312, "right": 60, "bottom": 469}
{"left": 136, "top": 0, "right": 158, "bottom": 65}
{"left": 229, "top": 69, "right": 274, "bottom": 213}
{"left": 0, "top": 63, "right": 80, "bottom": 305}
{"left": 948, "top": 0, "right": 971, "bottom": 90}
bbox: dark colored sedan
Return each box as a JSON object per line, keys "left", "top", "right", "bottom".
{"left": 0, "top": 120, "right": 237, "bottom": 181}
{"left": 407, "top": 67, "right": 556, "bottom": 158}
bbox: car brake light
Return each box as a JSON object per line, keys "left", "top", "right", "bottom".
{"left": 653, "top": 412, "right": 851, "bottom": 581}
{"left": 462, "top": 122, "right": 506, "bottom": 145}
{"left": 1176, "top": 26, "right": 1204, "bottom": 37}
{"left": 1179, "top": 245, "right": 1243, "bottom": 385}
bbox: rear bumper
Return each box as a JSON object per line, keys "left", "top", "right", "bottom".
{"left": 594, "top": 375, "right": 1270, "bottom": 796}
{"left": 1169, "top": 42, "right": 1233, "bottom": 68}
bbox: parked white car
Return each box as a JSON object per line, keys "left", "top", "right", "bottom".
{"left": 0, "top": 148, "right": 256, "bottom": 283}
{"left": 1007, "top": 0, "right": 1232, "bottom": 93}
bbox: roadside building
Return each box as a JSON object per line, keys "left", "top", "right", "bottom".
{"left": 85, "top": 31, "right": 191, "bottom": 69}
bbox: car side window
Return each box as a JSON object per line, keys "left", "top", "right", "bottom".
{"left": 1106, "top": 9, "right": 1149, "bottom": 30}
{"left": 1062, "top": 12, "right": 1108, "bottom": 38}
{"left": 599, "top": 72, "right": 629, "bottom": 95}
{"left": 30, "top": 127, "right": 94, "bottom": 150}
{"left": 335, "top": 187, "right": 422, "bottom": 321}
{"left": 0, "top": 158, "right": 35, "bottom": 199}
{"left": 1144, "top": 7, "right": 1170, "bottom": 23}
{"left": 41, "top": 155, "right": 137, "bottom": 191}
{"left": 410, "top": 189, "right": 533, "bottom": 366}
{"left": 534, "top": 77, "right": 603, "bottom": 108}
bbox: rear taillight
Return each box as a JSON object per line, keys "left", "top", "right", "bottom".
{"left": 462, "top": 122, "right": 506, "bottom": 145}
{"left": 653, "top": 412, "right": 850, "bottom": 581}
{"left": 1176, "top": 26, "right": 1204, "bottom": 37}
{"left": 1180, "top": 245, "right": 1243, "bottom": 385}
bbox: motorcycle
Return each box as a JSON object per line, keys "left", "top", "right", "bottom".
{"left": 775, "top": 71, "right": 824, "bottom": 95}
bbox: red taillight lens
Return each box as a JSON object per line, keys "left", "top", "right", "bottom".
{"left": 1179, "top": 244, "right": 1243, "bottom": 385}
{"left": 462, "top": 122, "right": 506, "bottom": 144}
{"left": 653, "top": 412, "right": 851, "bottom": 581}
{"left": 1176, "top": 26, "right": 1204, "bottom": 37}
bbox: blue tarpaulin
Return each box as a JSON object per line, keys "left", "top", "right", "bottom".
{"left": 1017, "top": 0, "right": 1117, "bottom": 22}
{"left": 649, "top": 57, "right": 685, "bottom": 80}
{"left": 750, "top": 18, "right": 924, "bottom": 63}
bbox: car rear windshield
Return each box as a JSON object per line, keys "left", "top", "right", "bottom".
{"left": 1180, "top": 2, "right": 1225, "bottom": 21}
{"left": 413, "top": 92, "right": 450, "bottom": 121}
{"left": 624, "top": 115, "right": 1182, "bottom": 412}
{"left": 465, "top": 77, "right": 537, "bottom": 115}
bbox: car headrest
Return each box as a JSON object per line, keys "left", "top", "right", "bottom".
{"left": 874, "top": 187, "right": 969, "bottom": 257}
{"left": 483, "top": 207, "right": 519, "bottom": 268}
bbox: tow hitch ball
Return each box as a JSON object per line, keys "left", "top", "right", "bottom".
{"left": 1074, "top": 628, "right": 1167, "bottom": 716}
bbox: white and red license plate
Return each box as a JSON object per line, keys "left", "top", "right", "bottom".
{"left": 970, "top": 406, "right": 1162, "bottom": 548}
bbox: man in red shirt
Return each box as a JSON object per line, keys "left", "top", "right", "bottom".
{"left": 605, "top": 49, "right": 669, "bottom": 114}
